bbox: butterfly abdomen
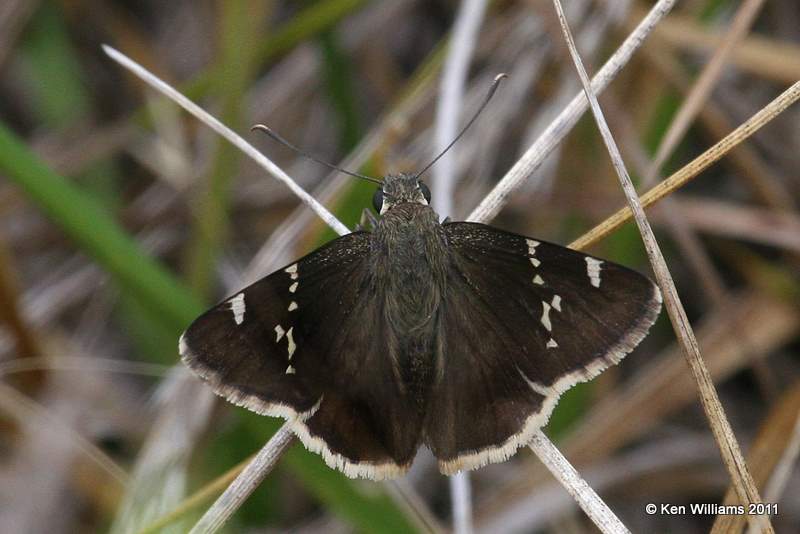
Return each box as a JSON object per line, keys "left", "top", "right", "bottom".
{"left": 371, "top": 203, "right": 448, "bottom": 401}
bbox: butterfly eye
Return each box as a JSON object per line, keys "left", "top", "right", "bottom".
{"left": 372, "top": 188, "right": 384, "bottom": 212}
{"left": 418, "top": 181, "right": 432, "bottom": 203}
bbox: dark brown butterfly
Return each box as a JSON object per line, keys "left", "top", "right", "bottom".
{"left": 179, "top": 171, "right": 661, "bottom": 479}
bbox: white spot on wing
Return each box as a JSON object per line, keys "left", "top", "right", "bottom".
{"left": 286, "top": 327, "right": 296, "bottom": 358}
{"left": 285, "top": 263, "right": 299, "bottom": 280}
{"left": 527, "top": 239, "right": 541, "bottom": 267}
{"left": 546, "top": 338, "right": 558, "bottom": 349}
{"left": 285, "top": 365, "right": 296, "bottom": 374}
{"left": 289, "top": 281, "right": 299, "bottom": 293}
{"left": 228, "top": 293, "right": 246, "bottom": 325}
{"left": 288, "top": 301, "right": 298, "bottom": 311}
{"left": 552, "top": 295, "right": 562, "bottom": 312}
{"left": 585, "top": 257, "right": 603, "bottom": 287}
{"left": 533, "top": 274, "right": 544, "bottom": 285}
{"left": 275, "top": 325, "right": 285, "bottom": 342}
{"left": 541, "top": 301, "right": 552, "bottom": 332}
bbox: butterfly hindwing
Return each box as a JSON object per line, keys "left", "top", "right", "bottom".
{"left": 424, "top": 222, "right": 662, "bottom": 473}
{"left": 180, "top": 231, "right": 422, "bottom": 479}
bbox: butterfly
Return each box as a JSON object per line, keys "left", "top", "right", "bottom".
{"left": 179, "top": 172, "right": 662, "bottom": 480}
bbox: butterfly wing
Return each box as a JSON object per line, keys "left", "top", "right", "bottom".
{"left": 179, "top": 231, "right": 422, "bottom": 479}
{"left": 425, "top": 222, "right": 662, "bottom": 474}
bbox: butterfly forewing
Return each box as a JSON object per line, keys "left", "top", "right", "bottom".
{"left": 180, "top": 231, "right": 423, "bottom": 479}
{"left": 424, "top": 222, "right": 662, "bottom": 474}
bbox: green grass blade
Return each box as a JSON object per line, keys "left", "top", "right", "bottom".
{"left": 0, "top": 123, "right": 203, "bottom": 332}
{"left": 183, "top": 0, "right": 267, "bottom": 300}
{"left": 21, "top": 3, "right": 89, "bottom": 128}
{"left": 319, "top": 28, "right": 362, "bottom": 151}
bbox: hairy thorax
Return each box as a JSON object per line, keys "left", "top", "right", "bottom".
{"left": 370, "top": 203, "right": 448, "bottom": 393}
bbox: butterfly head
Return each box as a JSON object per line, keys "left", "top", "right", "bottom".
{"left": 373, "top": 173, "right": 432, "bottom": 215}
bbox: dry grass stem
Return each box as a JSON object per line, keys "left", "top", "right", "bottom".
{"left": 551, "top": 0, "right": 771, "bottom": 531}
{"left": 450, "top": 471, "right": 474, "bottom": 534}
{"left": 482, "top": 435, "right": 717, "bottom": 533}
{"left": 662, "top": 197, "right": 800, "bottom": 253}
{"left": 385, "top": 479, "right": 448, "bottom": 534}
{"left": 0, "top": 241, "right": 42, "bottom": 364}
{"left": 432, "top": 0, "right": 488, "bottom": 219}
{"left": 757, "top": 408, "right": 800, "bottom": 528}
{"left": 602, "top": 93, "right": 726, "bottom": 305}
{"left": 528, "top": 430, "right": 629, "bottom": 534}
{"left": 643, "top": 0, "right": 765, "bottom": 184}
{"left": 628, "top": 0, "right": 765, "bottom": 304}
{"left": 639, "top": 44, "right": 796, "bottom": 212}
{"left": 626, "top": 0, "right": 765, "bottom": 303}
{"left": 711, "top": 383, "right": 800, "bottom": 534}
{"left": 0, "top": 356, "right": 170, "bottom": 378}
{"left": 102, "top": 45, "right": 350, "bottom": 237}
{"left": 138, "top": 454, "right": 256, "bottom": 534}
{"left": 189, "top": 423, "right": 294, "bottom": 534}
{"left": 568, "top": 81, "right": 800, "bottom": 251}
{"left": 0, "top": 382, "right": 128, "bottom": 485}
{"left": 0, "top": 0, "right": 36, "bottom": 67}
{"left": 639, "top": 7, "right": 800, "bottom": 84}
{"left": 111, "top": 372, "right": 215, "bottom": 534}
{"left": 467, "top": 0, "right": 677, "bottom": 224}
{"left": 436, "top": 2, "right": 489, "bottom": 530}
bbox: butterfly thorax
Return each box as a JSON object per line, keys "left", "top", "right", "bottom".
{"left": 370, "top": 201, "right": 448, "bottom": 400}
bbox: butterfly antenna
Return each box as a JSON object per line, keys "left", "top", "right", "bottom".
{"left": 414, "top": 73, "right": 508, "bottom": 180}
{"left": 251, "top": 124, "right": 384, "bottom": 185}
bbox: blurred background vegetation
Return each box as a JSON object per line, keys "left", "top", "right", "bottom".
{"left": 0, "top": 0, "right": 799, "bottom": 532}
